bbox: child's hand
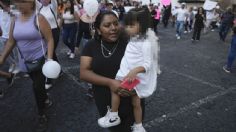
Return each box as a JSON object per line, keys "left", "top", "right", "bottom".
{"left": 124, "top": 69, "right": 138, "bottom": 83}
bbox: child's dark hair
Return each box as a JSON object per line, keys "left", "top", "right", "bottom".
{"left": 233, "top": 26, "right": 236, "bottom": 34}
{"left": 124, "top": 6, "right": 152, "bottom": 36}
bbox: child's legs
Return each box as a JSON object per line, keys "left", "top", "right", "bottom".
{"left": 132, "top": 95, "right": 142, "bottom": 124}
{"left": 111, "top": 91, "right": 120, "bottom": 112}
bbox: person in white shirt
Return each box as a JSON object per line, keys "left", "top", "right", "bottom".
{"left": 36, "top": 0, "right": 60, "bottom": 89}
{"left": 61, "top": 0, "right": 79, "bottom": 59}
{"left": 36, "top": 0, "right": 60, "bottom": 51}
{"left": 98, "top": 7, "right": 160, "bottom": 132}
{"left": 0, "top": 3, "right": 16, "bottom": 97}
{"left": 173, "top": 3, "right": 188, "bottom": 39}
{"left": 210, "top": 9, "right": 219, "bottom": 31}
{"left": 0, "top": 1, "right": 19, "bottom": 74}
{"left": 205, "top": 9, "right": 215, "bottom": 33}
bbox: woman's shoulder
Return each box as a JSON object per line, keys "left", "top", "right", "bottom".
{"left": 86, "top": 39, "right": 99, "bottom": 47}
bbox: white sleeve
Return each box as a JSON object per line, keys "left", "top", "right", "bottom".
{"left": 141, "top": 41, "right": 152, "bottom": 72}
{"left": 50, "top": 0, "right": 58, "bottom": 12}
{"left": 35, "top": 0, "right": 42, "bottom": 12}
{"left": 173, "top": 9, "right": 178, "bottom": 16}
{"left": 74, "top": 5, "right": 80, "bottom": 16}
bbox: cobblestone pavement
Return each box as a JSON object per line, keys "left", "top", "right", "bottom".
{"left": 0, "top": 26, "right": 236, "bottom": 132}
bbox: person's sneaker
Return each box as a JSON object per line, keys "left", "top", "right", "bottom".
{"left": 223, "top": 65, "right": 231, "bottom": 73}
{"left": 184, "top": 31, "right": 188, "bottom": 34}
{"left": 7, "top": 73, "right": 16, "bottom": 87}
{"left": 98, "top": 107, "right": 121, "bottom": 128}
{"left": 45, "top": 83, "right": 52, "bottom": 90}
{"left": 67, "top": 51, "right": 71, "bottom": 56}
{"left": 69, "top": 53, "right": 75, "bottom": 59}
{"left": 191, "top": 39, "right": 195, "bottom": 43}
{"left": 177, "top": 36, "right": 180, "bottom": 40}
{"left": 45, "top": 98, "right": 53, "bottom": 109}
{"left": 131, "top": 124, "right": 146, "bottom": 132}
{"left": 36, "top": 114, "right": 48, "bottom": 132}
{"left": 75, "top": 47, "right": 80, "bottom": 55}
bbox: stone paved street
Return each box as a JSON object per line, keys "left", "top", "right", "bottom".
{"left": 0, "top": 26, "right": 236, "bottom": 132}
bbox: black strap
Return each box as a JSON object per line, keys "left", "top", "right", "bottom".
{"left": 39, "top": 5, "right": 59, "bottom": 27}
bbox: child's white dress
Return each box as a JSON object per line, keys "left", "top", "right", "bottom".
{"left": 116, "top": 29, "right": 160, "bottom": 98}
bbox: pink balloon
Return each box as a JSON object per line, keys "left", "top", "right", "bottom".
{"left": 161, "top": 0, "right": 171, "bottom": 6}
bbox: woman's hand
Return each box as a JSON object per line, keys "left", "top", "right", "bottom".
{"left": 108, "top": 79, "right": 136, "bottom": 97}
{"left": 117, "top": 88, "right": 136, "bottom": 97}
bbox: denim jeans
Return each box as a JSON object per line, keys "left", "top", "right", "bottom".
{"left": 226, "top": 36, "right": 236, "bottom": 69}
{"left": 219, "top": 23, "right": 231, "bottom": 41}
{"left": 62, "top": 23, "right": 77, "bottom": 53}
{"left": 0, "top": 37, "right": 19, "bottom": 69}
{"left": 176, "top": 21, "right": 184, "bottom": 36}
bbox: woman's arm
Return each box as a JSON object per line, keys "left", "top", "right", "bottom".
{"left": 38, "top": 14, "right": 54, "bottom": 59}
{"left": 80, "top": 56, "right": 116, "bottom": 88}
{"left": 80, "top": 56, "right": 135, "bottom": 96}
{"left": 0, "top": 18, "right": 16, "bottom": 65}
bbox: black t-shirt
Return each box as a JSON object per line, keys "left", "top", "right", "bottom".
{"left": 82, "top": 38, "right": 127, "bottom": 79}
{"left": 194, "top": 14, "right": 204, "bottom": 28}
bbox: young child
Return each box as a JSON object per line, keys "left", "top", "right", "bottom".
{"left": 223, "top": 27, "right": 236, "bottom": 73}
{"left": 98, "top": 7, "right": 161, "bottom": 132}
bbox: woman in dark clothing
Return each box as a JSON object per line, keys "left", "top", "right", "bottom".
{"left": 80, "top": 11, "right": 145, "bottom": 132}
{"left": 76, "top": 13, "right": 94, "bottom": 55}
{"left": 192, "top": 7, "right": 205, "bottom": 42}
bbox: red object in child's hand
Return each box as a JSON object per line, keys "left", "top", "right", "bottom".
{"left": 120, "top": 78, "right": 140, "bottom": 91}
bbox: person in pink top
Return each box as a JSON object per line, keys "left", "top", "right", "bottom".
{"left": 150, "top": 4, "right": 160, "bottom": 34}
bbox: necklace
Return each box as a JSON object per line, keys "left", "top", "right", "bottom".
{"left": 101, "top": 40, "right": 119, "bottom": 58}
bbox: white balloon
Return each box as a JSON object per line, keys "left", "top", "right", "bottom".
{"left": 83, "top": 0, "right": 99, "bottom": 17}
{"left": 42, "top": 60, "right": 61, "bottom": 79}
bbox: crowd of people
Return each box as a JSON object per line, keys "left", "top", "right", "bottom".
{"left": 0, "top": 0, "right": 236, "bottom": 132}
